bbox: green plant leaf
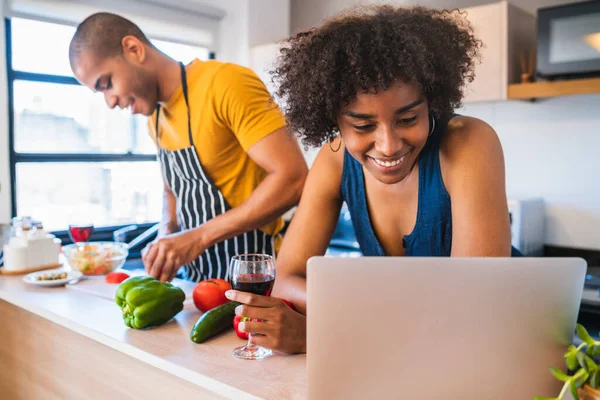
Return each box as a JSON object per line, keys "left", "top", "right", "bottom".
{"left": 580, "top": 352, "right": 598, "bottom": 372}
{"left": 573, "top": 369, "right": 589, "bottom": 389}
{"left": 577, "top": 352, "right": 589, "bottom": 371}
{"left": 586, "top": 344, "right": 595, "bottom": 357}
{"left": 566, "top": 351, "right": 580, "bottom": 371}
{"left": 551, "top": 367, "right": 572, "bottom": 382}
{"left": 570, "top": 379, "right": 581, "bottom": 400}
{"left": 591, "top": 369, "right": 600, "bottom": 389}
{"left": 594, "top": 345, "right": 600, "bottom": 359}
{"left": 577, "top": 324, "right": 596, "bottom": 346}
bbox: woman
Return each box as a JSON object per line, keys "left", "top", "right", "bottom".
{"left": 226, "top": 5, "right": 516, "bottom": 354}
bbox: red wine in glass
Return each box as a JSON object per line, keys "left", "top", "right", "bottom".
{"left": 229, "top": 254, "right": 276, "bottom": 360}
{"left": 232, "top": 274, "right": 274, "bottom": 296}
{"left": 68, "top": 224, "right": 94, "bottom": 243}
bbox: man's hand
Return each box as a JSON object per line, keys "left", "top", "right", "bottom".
{"left": 225, "top": 290, "right": 306, "bottom": 354}
{"left": 142, "top": 229, "right": 207, "bottom": 281}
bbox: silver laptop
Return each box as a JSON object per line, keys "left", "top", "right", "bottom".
{"left": 307, "top": 257, "right": 586, "bottom": 400}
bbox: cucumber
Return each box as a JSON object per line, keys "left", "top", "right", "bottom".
{"left": 190, "top": 301, "right": 241, "bottom": 343}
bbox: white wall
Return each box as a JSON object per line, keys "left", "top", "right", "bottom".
{"left": 248, "top": 0, "right": 290, "bottom": 47}
{"left": 458, "top": 95, "right": 600, "bottom": 250}
{"left": 190, "top": 0, "right": 250, "bottom": 65}
{"left": 188, "top": 0, "right": 291, "bottom": 66}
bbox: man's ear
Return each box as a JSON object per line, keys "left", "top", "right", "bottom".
{"left": 121, "top": 35, "right": 146, "bottom": 63}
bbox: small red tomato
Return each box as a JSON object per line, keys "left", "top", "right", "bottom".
{"left": 192, "top": 278, "right": 232, "bottom": 312}
{"left": 233, "top": 315, "right": 250, "bottom": 339}
{"left": 105, "top": 271, "right": 130, "bottom": 284}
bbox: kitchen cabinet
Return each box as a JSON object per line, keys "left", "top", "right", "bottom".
{"left": 461, "top": 1, "right": 536, "bottom": 103}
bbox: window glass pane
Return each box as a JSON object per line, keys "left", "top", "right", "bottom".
{"left": 153, "top": 39, "right": 210, "bottom": 64}
{"left": 14, "top": 80, "right": 156, "bottom": 154}
{"left": 11, "top": 18, "right": 76, "bottom": 76}
{"left": 16, "top": 162, "right": 163, "bottom": 231}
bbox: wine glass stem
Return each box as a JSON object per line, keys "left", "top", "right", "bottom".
{"left": 245, "top": 333, "right": 258, "bottom": 351}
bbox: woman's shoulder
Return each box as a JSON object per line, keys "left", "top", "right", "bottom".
{"left": 315, "top": 135, "right": 346, "bottom": 172}
{"left": 300, "top": 136, "right": 345, "bottom": 200}
{"left": 440, "top": 115, "right": 503, "bottom": 161}
{"left": 439, "top": 115, "right": 505, "bottom": 188}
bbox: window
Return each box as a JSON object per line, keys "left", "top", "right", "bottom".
{"left": 7, "top": 17, "right": 212, "bottom": 232}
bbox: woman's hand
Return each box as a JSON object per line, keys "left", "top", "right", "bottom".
{"left": 225, "top": 290, "right": 306, "bottom": 354}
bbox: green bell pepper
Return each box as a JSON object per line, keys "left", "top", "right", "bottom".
{"left": 115, "top": 276, "right": 185, "bottom": 329}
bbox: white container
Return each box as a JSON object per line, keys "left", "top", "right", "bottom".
{"left": 2, "top": 227, "right": 61, "bottom": 271}
{"left": 508, "top": 198, "right": 545, "bottom": 256}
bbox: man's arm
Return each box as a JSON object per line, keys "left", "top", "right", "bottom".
{"left": 196, "top": 126, "right": 307, "bottom": 247}
{"left": 142, "top": 177, "right": 179, "bottom": 272}
{"left": 158, "top": 177, "right": 179, "bottom": 238}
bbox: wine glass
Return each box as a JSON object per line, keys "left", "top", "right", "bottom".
{"left": 230, "top": 253, "right": 276, "bottom": 360}
{"left": 68, "top": 224, "right": 94, "bottom": 244}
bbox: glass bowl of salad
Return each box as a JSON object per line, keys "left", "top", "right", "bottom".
{"left": 62, "top": 241, "right": 129, "bottom": 276}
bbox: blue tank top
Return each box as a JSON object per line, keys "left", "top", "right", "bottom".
{"left": 340, "top": 116, "right": 521, "bottom": 257}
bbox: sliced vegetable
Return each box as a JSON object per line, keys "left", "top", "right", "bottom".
{"left": 105, "top": 271, "right": 130, "bottom": 284}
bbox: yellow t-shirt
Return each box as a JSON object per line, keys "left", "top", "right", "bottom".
{"left": 148, "top": 60, "right": 286, "bottom": 241}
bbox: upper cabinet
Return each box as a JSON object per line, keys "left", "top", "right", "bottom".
{"left": 461, "top": 1, "right": 536, "bottom": 103}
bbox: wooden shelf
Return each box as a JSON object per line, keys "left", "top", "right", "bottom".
{"left": 507, "top": 77, "right": 600, "bottom": 100}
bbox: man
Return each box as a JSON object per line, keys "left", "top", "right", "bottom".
{"left": 69, "top": 13, "right": 307, "bottom": 282}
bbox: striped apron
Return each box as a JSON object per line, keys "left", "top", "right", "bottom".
{"left": 154, "top": 62, "right": 275, "bottom": 282}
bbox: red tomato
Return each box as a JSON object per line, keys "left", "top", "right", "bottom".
{"left": 192, "top": 279, "right": 232, "bottom": 312}
{"left": 105, "top": 271, "right": 130, "bottom": 284}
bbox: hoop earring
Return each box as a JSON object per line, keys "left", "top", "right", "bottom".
{"left": 329, "top": 132, "right": 342, "bottom": 152}
{"left": 429, "top": 115, "right": 436, "bottom": 136}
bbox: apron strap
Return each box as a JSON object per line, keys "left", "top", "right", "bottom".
{"left": 154, "top": 61, "right": 194, "bottom": 147}
{"left": 179, "top": 62, "right": 194, "bottom": 147}
{"left": 154, "top": 104, "right": 161, "bottom": 142}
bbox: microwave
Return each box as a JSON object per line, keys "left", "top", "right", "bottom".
{"left": 508, "top": 198, "right": 545, "bottom": 256}
{"left": 537, "top": 0, "right": 600, "bottom": 79}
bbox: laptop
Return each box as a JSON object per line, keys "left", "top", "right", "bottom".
{"left": 307, "top": 257, "right": 586, "bottom": 400}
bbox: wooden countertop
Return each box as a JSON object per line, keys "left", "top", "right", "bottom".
{"left": 0, "top": 273, "right": 306, "bottom": 399}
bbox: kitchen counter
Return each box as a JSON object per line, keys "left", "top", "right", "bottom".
{"left": 0, "top": 273, "right": 306, "bottom": 399}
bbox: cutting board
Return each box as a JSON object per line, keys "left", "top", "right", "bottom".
{"left": 65, "top": 271, "right": 197, "bottom": 305}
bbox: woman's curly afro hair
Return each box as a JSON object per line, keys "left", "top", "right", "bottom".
{"left": 271, "top": 5, "right": 482, "bottom": 148}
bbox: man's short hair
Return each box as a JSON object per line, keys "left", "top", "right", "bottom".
{"left": 69, "top": 12, "right": 150, "bottom": 67}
